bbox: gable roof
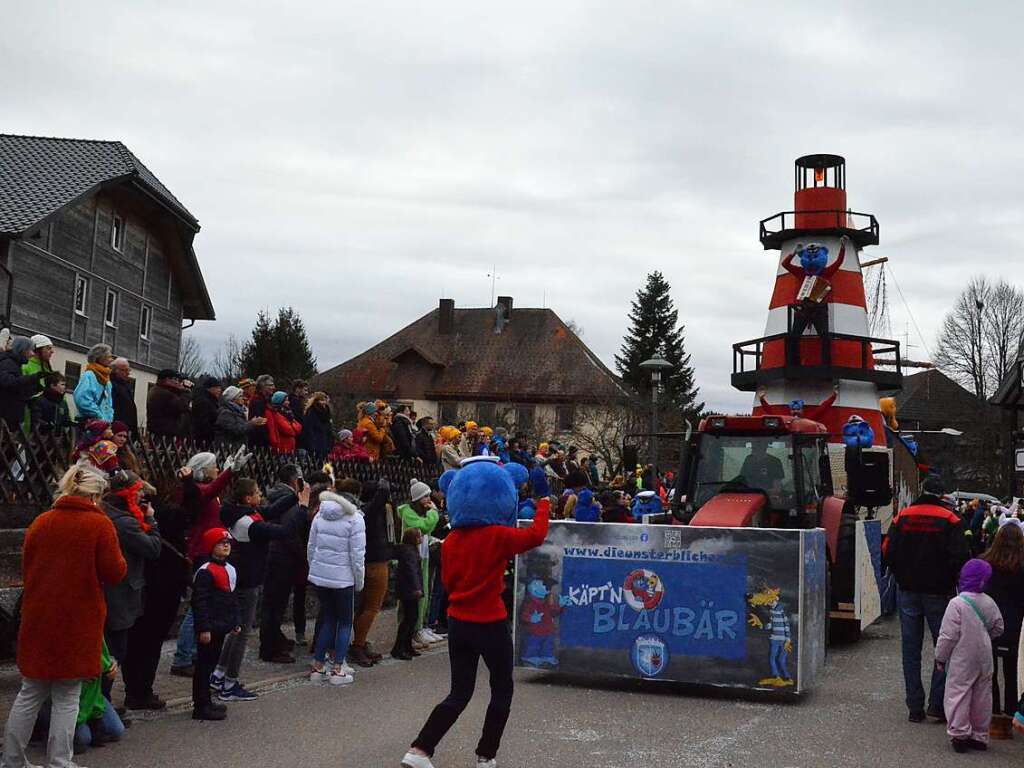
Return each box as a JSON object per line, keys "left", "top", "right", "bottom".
{"left": 0, "top": 133, "right": 214, "bottom": 320}
{"left": 314, "top": 305, "right": 630, "bottom": 403}
{"left": 893, "top": 368, "right": 992, "bottom": 425}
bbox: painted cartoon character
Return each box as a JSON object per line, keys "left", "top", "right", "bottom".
{"left": 781, "top": 238, "right": 847, "bottom": 280}
{"left": 520, "top": 578, "right": 569, "bottom": 667}
{"left": 747, "top": 585, "right": 793, "bottom": 688}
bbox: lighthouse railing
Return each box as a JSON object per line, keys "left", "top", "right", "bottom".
{"left": 759, "top": 210, "right": 879, "bottom": 249}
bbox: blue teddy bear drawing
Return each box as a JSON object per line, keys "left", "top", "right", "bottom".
{"left": 519, "top": 578, "right": 569, "bottom": 668}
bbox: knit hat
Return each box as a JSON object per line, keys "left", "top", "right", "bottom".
{"left": 464, "top": 421, "right": 478, "bottom": 432}
{"left": 84, "top": 419, "right": 110, "bottom": 437}
{"left": 363, "top": 401, "right": 378, "bottom": 415}
{"left": 959, "top": 558, "right": 992, "bottom": 593}
{"left": 481, "top": 426, "right": 494, "bottom": 437}
{"left": 237, "top": 378, "right": 255, "bottom": 389}
{"left": 222, "top": 386, "right": 243, "bottom": 403}
{"left": 30, "top": 334, "right": 53, "bottom": 349}
{"left": 337, "top": 428, "right": 353, "bottom": 441}
{"left": 439, "top": 426, "right": 460, "bottom": 443}
{"left": 270, "top": 391, "right": 287, "bottom": 406}
{"left": 110, "top": 421, "right": 130, "bottom": 436}
{"left": 410, "top": 479, "right": 432, "bottom": 503}
{"left": 199, "top": 527, "right": 232, "bottom": 556}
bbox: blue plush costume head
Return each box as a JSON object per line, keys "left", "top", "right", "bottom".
{"left": 797, "top": 243, "right": 829, "bottom": 276}
{"left": 842, "top": 417, "right": 875, "bottom": 448}
{"left": 439, "top": 455, "right": 530, "bottom": 529}
{"left": 527, "top": 578, "right": 548, "bottom": 599}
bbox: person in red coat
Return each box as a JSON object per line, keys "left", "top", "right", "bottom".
{"left": 266, "top": 391, "right": 302, "bottom": 454}
{"left": 3, "top": 464, "right": 127, "bottom": 768}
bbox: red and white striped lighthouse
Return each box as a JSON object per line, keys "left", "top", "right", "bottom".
{"left": 734, "top": 154, "right": 901, "bottom": 446}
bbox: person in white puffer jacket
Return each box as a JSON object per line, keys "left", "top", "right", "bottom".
{"left": 307, "top": 491, "right": 366, "bottom": 686}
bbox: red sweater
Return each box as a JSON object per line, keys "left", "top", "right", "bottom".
{"left": 443, "top": 499, "right": 550, "bottom": 623}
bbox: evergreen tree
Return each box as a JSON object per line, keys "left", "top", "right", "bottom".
{"left": 238, "top": 307, "right": 318, "bottom": 385}
{"left": 614, "top": 271, "right": 704, "bottom": 421}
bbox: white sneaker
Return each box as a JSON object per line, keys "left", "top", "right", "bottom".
{"left": 309, "top": 664, "right": 327, "bottom": 685}
{"left": 413, "top": 630, "right": 431, "bottom": 647}
{"left": 422, "top": 629, "right": 444, "bottom": 643}
{"left": 340, "top": 661, "right": 355, "bottom": 676}
{"left": 401, "top": 752, "right": 435, "bottom": 768}
{"left": 329, "top": 665, "right": 354, "bottom": 686}
{"left": 477, "top": 759, "right": 497, "bottom": 768}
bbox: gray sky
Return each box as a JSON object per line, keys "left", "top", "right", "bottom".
{"left": 5, "top": 1, "right": 1024, "bottom": 411}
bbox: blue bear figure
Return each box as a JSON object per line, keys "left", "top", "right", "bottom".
{"left": 798, "top": 244, "right": 829, "bottom": 276}
{"left": 573, "top": 488, "right": 601, "bottom": 523}
{"left": 439, "top": 455, "right": 530, "bottom": 529}
{"left": 631, "top": 490, "right": 662, "bottom": 520}
{"left": 519, "top": 578, "right": 566, "bottom": 667}
{"left": 842, "top": 418, "right": 875, "bottom": 449}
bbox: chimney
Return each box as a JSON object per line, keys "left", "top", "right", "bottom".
{"left": 494, "top": 296, "right": 513, "bottom": 335}
{"left": 438, "top": 299, "right": 455, "bottom": 335}
{"left": 496, "top": 295, "right": 513, "bottom": 317}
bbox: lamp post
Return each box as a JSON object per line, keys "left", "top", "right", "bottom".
{"left": 639, "top": 355, "right": 674, "bottom": 480}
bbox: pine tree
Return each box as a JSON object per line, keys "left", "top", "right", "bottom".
{"left": 614, "top": 271, "right": 704, "bottom": 422}
{"left": 238, "top": 307, "right": 318, "bottom": 386}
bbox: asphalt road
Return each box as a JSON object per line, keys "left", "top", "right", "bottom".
{"left": 67, "top": 618, "right": 1022, "bottom": 768}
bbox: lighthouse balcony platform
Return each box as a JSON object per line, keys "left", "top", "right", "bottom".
{"left": 731, "top": 331, "right": 903, "bottom": 391}
{"left": 759, "top": 210, "right": 879, "bottom": 250}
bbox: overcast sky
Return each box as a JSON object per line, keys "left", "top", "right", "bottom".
{"left": 5, "top": 2, "right": 1024, "bottom": 412}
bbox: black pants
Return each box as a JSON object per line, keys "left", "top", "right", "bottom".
{"left": 293, "top": 582, "right": 307, "bottom": 638}
{"left": 993, "top": 648, "right": 1019, "bottom": 715}
{"left": 393, "top": 598, "right": 419, "bottom": 654}
{"left": 193, "top": 630, "right": 227, "bottom": 711}
{"left": 102, "top": 626, "right": 131, "bottom": 700}
{"left": 412, "top": 618, "right": 514, "bottom": 761}
{"left": 124, "top": 589, "right": 183, "bottom": 701}
{"left": 260, "top": 570, "right": 295, "bottom": 658}
{"left": 787, "top": 303, "right": 830, "bottom": 366}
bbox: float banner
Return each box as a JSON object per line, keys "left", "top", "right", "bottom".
{"left": 514, "top": 522, "right": 826, "bottom": 694}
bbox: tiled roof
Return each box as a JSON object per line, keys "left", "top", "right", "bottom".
{"left": 0, "top": 134, "right": 197, "bottom": 235}
{"left": 894, "top": 369, "right": 993, "bottom": 426}
{"left": 314, "top": 306, "right": 629, "bottom": 403}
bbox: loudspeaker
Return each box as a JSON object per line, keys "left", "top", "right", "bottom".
{"left": 846, "top": 448, "right": 892, "bottom": 507}
{"left": 622, "top": 443, "right": 639, "bottom": 473}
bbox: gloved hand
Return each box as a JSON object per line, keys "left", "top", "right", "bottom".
{"left": 224, "top": 446, "right": 252, "bottom": 472}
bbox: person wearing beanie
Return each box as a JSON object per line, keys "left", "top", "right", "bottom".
{"left": 215, "top": 386, "right": 267, "bottom": 445}
{"left": 398, "top": 481, "right": 442, "bottom": 647}
{"left": 438, "top": 426, "right": 464, "bottom": 471}
{"left": 935, "top": 559, "right": 1004, "bottom": 752}
{"left": 307, "top": 491, "right": 366, "bottom": 686}
{"left": 19, "top": 335, "right": 55, "bottom": 432}
{"left": 0, "top": 336, "right": 43, "bottom": 431}
{"left": 191, "top": 528, "right": 239, "bottom": 721}
{"left": 357, "top": 401, "right": 389, "bottom": 462}
{"left": 265, "top": 391, "right": 302, "bottom": 454}
{"left": 884, "top": 475, "right": 971, "bottom": 723}
{"left": 191, "top": 375, "right": 223, "bottom": 445}
{"left": 328, "top": 428, "right": 371, "bottom": 463}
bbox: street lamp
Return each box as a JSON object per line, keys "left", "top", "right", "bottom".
{"left": 640, "top": 355, "right": 674, "bottom": 479}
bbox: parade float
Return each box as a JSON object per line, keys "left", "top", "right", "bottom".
{"left": 513, "top": 155, "right": 921, "bottom": 694}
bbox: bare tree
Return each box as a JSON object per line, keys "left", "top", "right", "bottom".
{"left": 565, "top": 319, "right": 585, "bottom": 338}
{"left": 177, "top": 334, "right": 206, "bottom": 381}
{"left": 212, "top": 334, "right": 245, "bottom": 382}
{"left": 934, "top": 276, "right": 1024, "bottom": 398}
{"left": 567, "top": 401, "right": 641, "bottom": 477}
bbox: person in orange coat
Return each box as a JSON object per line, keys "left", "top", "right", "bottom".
{"left": 266, "top": 391, "right": 302, "bottom": 454}
{"left": 358, "top": 401, "right": 390, "bottom": 462}
{"left": 2, "top": 463, "right": 127, "bottom": 768}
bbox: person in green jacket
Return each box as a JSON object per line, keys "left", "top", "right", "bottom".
{"left": 399, "top": 480, "right": 440, "bottom": 646}
{"left": 20, "top": 335, "right": 54, "bottom": 433}
{"left": 74, "top": 640, "right": 125, "bottom": 750}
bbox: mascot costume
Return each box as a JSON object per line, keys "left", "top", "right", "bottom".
{"left": 403, "top": 456, "right": 550, "bottom": 768}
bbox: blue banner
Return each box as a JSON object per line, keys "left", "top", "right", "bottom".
{"left": 558, "top": 554, "right": 748, "bottom": 661}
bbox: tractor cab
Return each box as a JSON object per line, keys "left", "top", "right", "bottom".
{"left": 677, "top": 414, "right": 834, "bottom": 528}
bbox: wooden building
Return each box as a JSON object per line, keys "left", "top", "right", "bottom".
{"left": 0, "top": 134, "right": 214, "bottom": 422}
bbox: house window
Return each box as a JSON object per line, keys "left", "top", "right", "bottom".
{"left": 74, "top": 276, "right": 89, "bottom": 316}
{"left": 556, "top": 405, "right": 575, "bottom": 431}
{"left": 140, "top": 304, "right": 152, "bottom": 340}
{"left": 104, "top": 289, "right": 119, "bottom": 328}
{"left": 111, "top": 213, "right": 125, "bottom": 252}
{"left": 439, "top": 402, "right": 458, "bottom": 426}
{"left": 515, "top": 404, "right": 535, "bottom": 431}
{"left": 476, "top": 402, "right": 497, "bottom": 426}
{"left": 64, "top": 362, "right": 81, "bottom": 392}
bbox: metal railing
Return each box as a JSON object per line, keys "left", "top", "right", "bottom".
{"left": 759, "top": 209, "right": 879, "bottom": 248}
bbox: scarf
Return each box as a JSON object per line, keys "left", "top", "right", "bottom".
{"left": 113, "top": 481, "right": 151, "bottom": 532}
{"left": 86, "top": 362, "right": 111, "bottom": 386}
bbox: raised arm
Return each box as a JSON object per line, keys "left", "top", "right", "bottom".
{"left": 498, "top": 498, "right": 551, "bottom": 558}
{"left": 781, "top": 249, "right": 803, "bottom": 278}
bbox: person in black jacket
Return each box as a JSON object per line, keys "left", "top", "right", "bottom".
{"left": 299, "top": 392, "right": 334, "bottom": 458}
{"left": 349, "top": 478, "right": 392, "bottom": 667}
{"left": 246, "top": 375, "right": 275, "bottom": 448}
{"left": 259, "top": 464, "right": 313, "bottom": 662}
{"left": 390, "top": 406, "right": 418, "bottom": 462}
{"left": 213, "top": 478, "right": 308, "bottom": 699}
{"left": 981, "top": 523, "right": 1024, "bottom": 718}
{"left": 146, "top": 370, "right": 190, "bottom": 439}
{"left": 124, "top": 467, "right": 198, "bottom": 710}
{"left": 191, "top": 527, "right": 240, "bottom": 721}
{"left": 29, "top": 372, "right": 71, "bottom": 434}
{"left": 111, "top": 358, "right": 139, "bottom": 440}
{"left": 415, "top": 416, "right": 438, "bottom": 468}
{"left": 191, "top": 376, "right": 223, "bottom": 445}
{"left": 883, "top": 476, "right": 970, "bottom": 722}
{"left": 288, "top": 380, "right": 309, "bottom": 427}
{"left": 0, "top": 337, "right": 41, "bottom": 431}
{"left": 391, "top": 528, "right": 425, "bottom": 660}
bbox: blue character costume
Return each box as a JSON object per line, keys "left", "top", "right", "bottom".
{"left": 572, "top": 489, "right": 601, "bottom": 523}
{"left": 630, "top": 490, "right": 662, "bottom": 521}
{"left": 519, "top": 578, "right": 568, "bottom": 667}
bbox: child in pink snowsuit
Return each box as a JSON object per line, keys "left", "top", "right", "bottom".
{"left": 935, "top": 559, "right": 1005, "bottom": 753}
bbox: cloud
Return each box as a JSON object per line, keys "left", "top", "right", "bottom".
{"left": 3, "top": 1, "right": 1023, "bottom": 413}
